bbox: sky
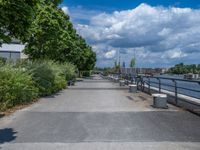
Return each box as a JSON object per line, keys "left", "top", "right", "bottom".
{"left": 61, "top": 0, "right": 200, "bottom": 68}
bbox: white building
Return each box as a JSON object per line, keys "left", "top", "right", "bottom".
{"left": 0, "top": 41, "right": 27, "bottom": 61}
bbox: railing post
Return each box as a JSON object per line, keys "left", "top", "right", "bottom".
{"left": 173, "top": 80, "right": 178, "bottom": 105}
{"left": 140, "top": 77, "right": 143, "bottom": 91}
{"left": 131, "top": 75, "right": 133, "bottom": 84}
{"left": 148, "top": 77, "right": 151, "bottom": 94}
{"left": 141, "top": 77, "right": 144, "bottom": 91}
{"left": 157, "top": 78, "right": 161, "bottom": 93}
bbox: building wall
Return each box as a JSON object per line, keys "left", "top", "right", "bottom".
{"left": 0, "top": 51, "right": 21, "bottom": 61}
{"left": 0, "top": 43, "right": 26, "bottom": 61}
{"left": 120, "top": 67, "right": 166, "bottom": 75}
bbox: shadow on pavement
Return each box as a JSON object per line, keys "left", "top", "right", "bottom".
{"left": 43, "top": 92, "right": 63, "bottom": 99}
{"left": 0, "top": 114, "right": 5, "bottom": 119}
{"left": 0, "top": 128, "right": 17, "bottom": 144}
{"left": 126, "top": 96, "right": 134, "bottom": 101}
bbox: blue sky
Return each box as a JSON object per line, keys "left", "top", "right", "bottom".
{"left": 61, "top": 0, "right": 200, "bottom": 68}
{"left": 63, "top": 0, "right": 200, "bottom": 10}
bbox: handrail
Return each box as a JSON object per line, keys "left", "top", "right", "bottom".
{"left": 142, "top": 78, "right": 200, "bottom": 93}
{"left": 110, "top": 74, "right": 200, "bottom": 101}
{"left": 108, "top": 73, "right": 200, "bottom": 114}
{"left": 139, "top": 76, "right": 200, "bottom": 101}
{"left": 142, "top": 75, "right": 200, "bottom": 84}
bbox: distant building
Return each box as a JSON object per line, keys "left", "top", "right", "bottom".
{"left": 184, "top": 73, "right": 199, "bottom": 80}
{"left": 0, "top": 40, "right": 27, "bottom": 61}
{"left": 122, "top": 62, "right": 126, "bottom": 68}
{"left": 120, "top": 67, "right": 168, "bottom": 75}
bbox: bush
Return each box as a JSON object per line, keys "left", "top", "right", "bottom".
{"left": 49, "top": 62, "right": 67, "bottom": 93}
{"left": 82, "top": 71, "right": 91, "bottom": 77}
{"left": 61, "top": 62, "right": 76, "bottom": 81}
{"left": 0, "top": 65, "right": 38, "bottom": 111}
{"left": 0, "top": 57, "right": 6, "bottom": 65}
{"left": 0, "top": 60, "right": 76, "bottom": 111}
{"left": 25, "top": 60, "right": 76, "bottom": 96}
{"left": 25, "top": 61, "right": 55, "bottom": 96}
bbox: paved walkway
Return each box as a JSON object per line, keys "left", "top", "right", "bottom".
{"left": 0, "top": 75, "right": 200, "bottom": 150}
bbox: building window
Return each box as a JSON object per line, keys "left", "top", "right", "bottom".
{"left": 0, "top": 51, "right": 21, "bottom": 61}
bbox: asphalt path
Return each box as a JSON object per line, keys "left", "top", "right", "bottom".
{"left": 0, "top": 75, "right": 200, "bottom": 150}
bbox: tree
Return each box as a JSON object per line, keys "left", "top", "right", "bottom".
{"left": 24, "top": 2, "right": 70, "bottom": 59}
{"left": 130, "top": 58, "right": 136, "bottom": 68}
{"left": 24, "top": 1, "right": 96, "bottom": 71}
{"left": 0, "top": 0, "right": 39, "bottom": 45}
{"left": 168, "top": 63, "right": 200, "bottom": 74}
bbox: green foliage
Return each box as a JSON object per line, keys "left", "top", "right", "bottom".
{"left": 26, "top": 61, "right": 57, "bottom": 96}
{"left": 0, "top": 0, "right": 39, "bottom": 45}
{"left": 0, "top": 0, "right": 96, "bottom": 71}
{"left": 61, "top": 62, "right": 76, "bottom": 81}
{"left": 24, "top": 1, "right": 96, "bottom": 71}
{"left": 0, "top": 65, "right": 38, "bottom": 111}
{"left": 24, "top": 2, "right": 69, "bottom": 60}
{"left": 0, "top": 57, "right": 6, "bottom": 65}
{"left": 25, "top": 60, "right": 76, "bottom": 96}
{"left": 168, "top": 63, "right": 200, "bottom": 74}
{"left": 0, "top": 60, "right": 76, "bottom": 111}
{"left": 81, "top": 71, "right": 91, "bottom": 77}
{"left": 130, "top": 58, "right": 136, "bottom": 68}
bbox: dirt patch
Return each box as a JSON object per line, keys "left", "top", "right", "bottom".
{"left": 0, "top": 99, "right": 39, "bottom": 117}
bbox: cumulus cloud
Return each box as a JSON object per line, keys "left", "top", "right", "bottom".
{"left": 104, "top": 50, "right": 116, "bottom": 59}
{"left": 62, "top": 6, "right": 70, "bottom": 15}
{"left": 162, "top": 49, "right": 188, "bottom": 59}
{"left": 75, "top": 3, "right": 200, "bottom": 67}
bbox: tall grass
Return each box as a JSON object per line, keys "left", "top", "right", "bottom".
{"left": 0, "top": 60, "right": 76, "bottom": 111}
{"left": 0, "top": 65, "right": 38, "bottom": 111}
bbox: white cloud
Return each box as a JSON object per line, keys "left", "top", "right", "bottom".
{"left": 104, "top": 50, "right": 116, "bottom": 59}
{"left": 62, "top": 6, "right": 70, "bottom": 15}
{"left": 162, "top": 49, "right": 188, "bottom": 59}
{"left": 74, "top": 3, "right": 200, "bottom": 67}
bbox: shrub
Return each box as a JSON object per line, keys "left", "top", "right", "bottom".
{"left": 0, "top": 60, "right": 76, "bottom": 111}
{"left": 0, "top": 65, "right": 38, "bottom": 111}
{"left": 0, "top": 57, "right": 6, "bottom": 65}
{"left": 25, "top": 60, "right": 76, "bottom": 96}
{"left": 49, "top": 62, "right": 67, "bottom": 92}
{"left": 61, "top": 62, "right": 76, "bottom": 81}
{"left": 82, "top": 71, "right": 91, "bottom": 77}
{"left": 25, "top": 61, "right": 56, "bottom": 96}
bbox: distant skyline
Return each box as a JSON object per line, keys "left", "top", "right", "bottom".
{"left": 61, "top": 0, "right": 200, "bottom": 68}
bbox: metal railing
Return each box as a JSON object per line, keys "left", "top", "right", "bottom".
{"left": 123, "top": 75, "right": 200, "bottom": 104}
{"left": 108, "top": 74, "right": 200, "bottom": 114}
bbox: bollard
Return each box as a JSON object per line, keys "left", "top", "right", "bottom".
{"left": 119, "top": 80, "right": 125, "bottom": 86}
{"left": 114, "top": 77, "right": 119, "bottom": 83}
{"left": 152, "top": 94, "right": 168, "bottom": 109}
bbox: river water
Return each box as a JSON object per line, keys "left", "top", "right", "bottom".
{"left": 142, "top": 74, "right": 200, "bottom": 99}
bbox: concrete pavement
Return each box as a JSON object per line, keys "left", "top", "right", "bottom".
{"left": 0, "top": 75, "right": 200, "bottom": 149}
